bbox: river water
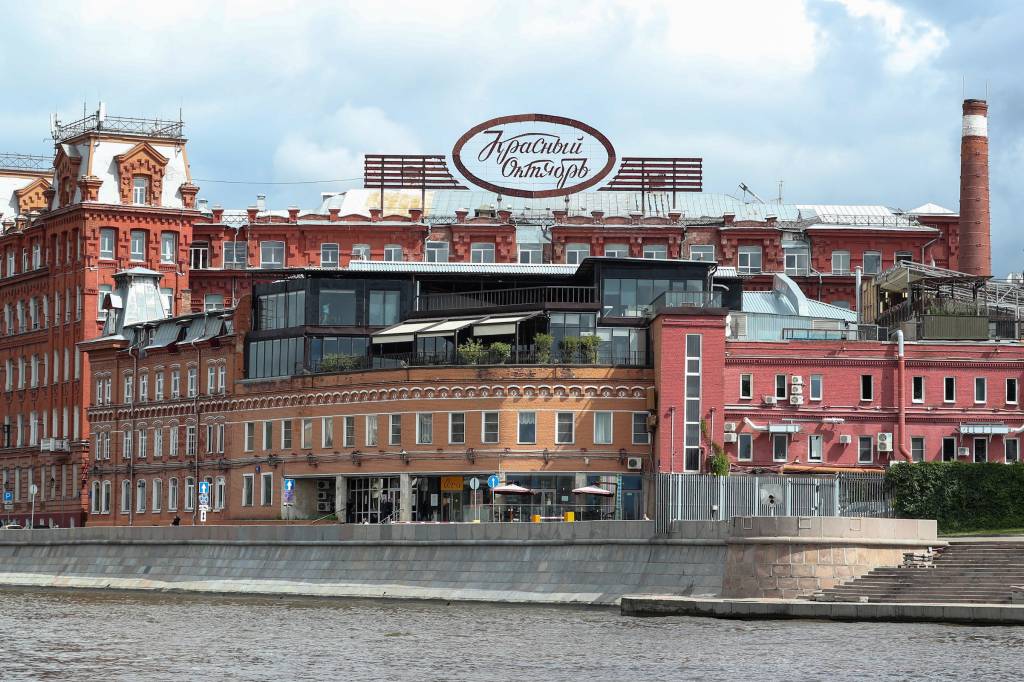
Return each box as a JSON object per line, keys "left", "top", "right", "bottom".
{"left": 0, "top": 589, "right": 1019, "bottom": 681}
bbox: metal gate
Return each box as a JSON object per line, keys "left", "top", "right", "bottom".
{"left": 656, "top": 473, "right": 891, "bottom": 531}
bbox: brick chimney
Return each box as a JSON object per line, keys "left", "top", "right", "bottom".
{"left": 328, "top": 207, "right": 340, "bottom": 222}
{"left": 959, "top": 99, "right": 991, "bottom": 276}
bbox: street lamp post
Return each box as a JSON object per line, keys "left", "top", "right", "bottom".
{"left": 29, "top": 483, "right": 38, "bottom": 529}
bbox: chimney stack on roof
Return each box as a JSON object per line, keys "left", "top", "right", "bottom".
{"left": 959, "top": 98, "right": 991, "bottom": 277}
{"left": 256, "top": 194, "right": 266, "bottom": 212}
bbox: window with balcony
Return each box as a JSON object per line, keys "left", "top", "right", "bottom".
{"left": 565, "top": 243, "right": 591, "bottom": 265}
{"left": 518, "top": 243, "right": 542, "bottom": 263}
{"left": 383, "top": 244, "right": 402, "bottom": 261}
{"left": 100, "top": 229, "right": 116, "bottom": 260}
{"left": 320, "top": 243, "right": 340, "bottom": 268}
{"left": 259, "top": 241, "right": 284, "bottom": 269}
{"left": 470, "top": 243, "right": 495, "bottom": 263}
{"left": 160, "top": 232, "right": 177, "bottom": 264}
{"left": 689, "top": 245, "right": 715, "bottom": 262}
{"left": 831, "top": 250, "right": 850, "bottom": 275}
{"left": 863, "top": 251, "right": 882, "bottom": 275}
{"left": 132, "top": 176, "right": 150, "bottom": 205}
{"left": 738, "top": 246, "right": 762, "bottom": 274}
{"left": 189, "top": 241, "right": 209, "bottom": 270}
{"left": 425, "top": 241, "right": 449, "bottom": 263}
{"left": 223, "top": 241, "right": 247, "bottom": 269}
{"left": 130, "top": 230, "right": 146, "bottom": 262}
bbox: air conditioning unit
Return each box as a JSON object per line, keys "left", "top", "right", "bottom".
{"left": 317, "top": 491, "right": 330, "bottom": 501}
{"left": 626, "top": 456, "right": 643, "bottom": 471}
{"left": 958, "top": 447, "right": 970, "bottom": 458}
{"left": 724, "top": 422, "right": 738, "bottom": 432}
{"left": 722, "top": 433, "right": 738, "bottom": 443}
{"left": 789, "top": 395, "right": 804, "bottom": 405}
{"left": 763, "top": 395, "right": 777, "bottom": 406}
{"left": 790, "top": 384, "right": 803, "bottom": 396}
{"left": 790, "top": 376, "right": 804, "bottom": 386}
{"left": 316, "top": 480, "right": 331, "bottom": 490}
{"left": 877, "top": 432, "right": 893, "bottom": 452}
{"left": 838, "top": 434, "right": 852, "bottom": 445}
{"left": 316, "top": 502, "right": 333, "bottom": 513}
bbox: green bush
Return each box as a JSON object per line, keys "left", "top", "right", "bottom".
{"left": 579, "top": 335, "right": 601, "bottom": 364}
{"left": 457, "top": 339, "right": 486, "bottom": 364}
{"left": 560, "top": 336, "right": 581, "bottom": 363}
{"left": 534, "top": 333, "right": 554, "bottom": 364}
{"left": 886, "top": 461, "right": 1024, "bottom": 533}
{"left": 700, "top": 419, "right": 729, "bottom": 476}
{"left": 488, "top": 342, "right": 512, "bottom": 364}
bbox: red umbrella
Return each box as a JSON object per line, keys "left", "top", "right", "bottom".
{"left": 572, "top": 485, "right": 615, "bottom": 497}
{"left": 492, "top": 483, "right": 535, "bottom": 496}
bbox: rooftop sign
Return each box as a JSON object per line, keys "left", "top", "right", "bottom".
{"left": 451, "top": 114, "right": 616, "bottom": 198}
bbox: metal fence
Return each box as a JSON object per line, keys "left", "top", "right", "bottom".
{"left": 656, "top": 473, "right": 892, "bottom": 531}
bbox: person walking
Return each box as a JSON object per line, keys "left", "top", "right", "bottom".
{"left": 171, "top": 515, "right": 181, "bottom": 526}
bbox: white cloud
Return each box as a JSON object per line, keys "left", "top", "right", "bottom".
{"left": 837, "top": 0, "right": 948, "bottom": 74}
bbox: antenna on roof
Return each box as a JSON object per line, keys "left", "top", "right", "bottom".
{"left": 777, "top": 180, "right": 784, "bottom": 203}
{"left": 738, "top": 182, "right": 765, "bottom": 204}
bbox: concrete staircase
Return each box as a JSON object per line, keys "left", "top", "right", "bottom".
{"left": 815, "top": 541, "right": 1024, "bottom": 604}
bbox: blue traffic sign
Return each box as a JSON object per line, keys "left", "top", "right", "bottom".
{"left": 198, "top": 481, "right": 210, "bottom": 496}
{"left": 487, "top": 474, "right": 501, "bottom": 489}
{"left": 284, "top": 478, "right": 296, "bottom": 492}
{"left": 2, "top": 490, "right": 11, "bottom": 503}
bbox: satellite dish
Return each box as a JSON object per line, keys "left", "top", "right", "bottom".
{"left": 759, "top": 483, "right": 785, "bottom": 507}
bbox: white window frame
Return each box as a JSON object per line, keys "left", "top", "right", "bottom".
{"left": 593, "top": 411, "right": 613, "bottom": 445}
{"left": 860, "top": 375, "right": 874, "bottom": 402}
{"left": 99, "top": 228, "right": 116, "bottom": 260}
{"left": 1007, "top": 378, "right": 1019, "bottom": 405}
{"left": 689, "top": 245, "right": 715, "bottom": 262}
{"left": 912, "top": 376, "right": 924, "bottom": 403}
{"left": 352, "top": 244, "right": 370, "bottom": 261}
{"left": 320, "top": 243, "right": 340, "bottom": 268}
{"left": 772, "top": 434, "right": 788, "bottom": 462}
{"left": 425, "top": 241, "right": 449, "bottom": 263}
{"left": 808, "top": 434, "right": 823, "bottom": 462}
{"left": 130, "top": 230, "right": 146, "bottom": 262}
{"left": 168, "top": 478, "right": 178, "bottom": 512}
{"left": 944, "top": 377, "right": 956, "bottom": 403}
{"left": 517, "top": 243, "right": 542, "bottom": 263}
{"left": 555, "top": 412, "right": 574, "bottom": 445}
{"left": 132, "top": 176, "right": 149, "bottom": 205}
{"left": 448, "top": 412, "right": 466, "bottom": 445}
{"left": 160, "top": 232, "right": 177, "bottom": 264}
{"left": 383, "top": 244, "right": 402, "bottom": 261}
{"left": 260, "top": 472, "right": 273, "bottom": 506}
{"left": 858, "top": 436, "right": 874, "bottom": 464}
{"left": 809, "top": 374, "right": 822, "bottom": 401}
{"left": 862, "top": 251, "right": 882, "bottom": 275}
{"left": 260, "top": 240, "right": 285, "bottom": 269}
{"left": 911, "top": 436, "right": 925, "bottom": 463}
{"left": 739, "top": 373, "right": 753, "bottom": 400}
{"left": 565, "top": 243, "right": 591, "bottom": 265}
{"left": 322, "top": 416, "right": 334, "bottom": 448}
{"left": 737, "top": 246, "right": 762, "bottom": 274}
{"left": 774, "top": 374, "right": 787, "bottom": 399}
{"left": 831, "top": 250, "right": 851, "bottom": 275}
{"left": 242, "top": 473, "right": 255, "bottom": 506}
{"left": 604, "top": 243, "right": 629, "bottom": 258}
{"left": 517, "top": 412, "right": 536, "bottom": 444}
{"left": 365, "top": 415, "right": 379, "bottom": 447}
{"left": 1006, "top": 438, "right": 1020, "bottom": 464}
{"left": 642, "top": 244, "right": 667, "bottom": 260}
{"left": 632, "top": 412, "right": 650, "bottom": 445}
{"left": 389, "top": 414, "right": 401, "bottom": 446}
{"left": 738, "top": 432, "right": 753, "bottom": 461}
{"left": 975, "top": 377, "right": 987, "bottom": 404}
{"left": 470, "top": 242, "right": 495, "bottom": 263}
{"left": 482, "top": 412, "right": 500, "bottom": 444}
{"left": 416, "top": 413, "right": 433, "bottom": 445}
{"left": 301, "top": 418, "right": 313, "bottom": 449}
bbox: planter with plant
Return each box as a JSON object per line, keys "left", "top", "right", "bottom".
{"left": 579, "top": 335, "right": 601, "bottom": 364}
{"left": 560, "top": 336, "right": 581, "bottom": 363}
{"left": 534, "top": 333, "right": 554, "bottom": 364}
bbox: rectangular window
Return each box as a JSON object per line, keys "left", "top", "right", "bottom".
{"left": 206, "top": 366, "right": 215, "bottom": 395}
{"left": 322, "top": 416, "right": 334, "bottom": 448}
{"left": 383, "top": 245, "right": 402, "bottom": 261}
{"left": 556, "top": 413, "right": 574, "bottom": 444}
{"left": 604, "top": 243, "right": 629, "bottom": 258}
{"left": 242, "top": 474, "right": 254, "bottom": 506}
{"left": 170, "top": 370, "right": 180, "bottom": 398}
{"left": 944, "top": 377, "right": 956, "bottom": 403}
{"left": 155, "top": 373, "right": 164, "bottom": 400}
{"left": 244, "top": 422, "right": 255, "bottom": 452}
{"left": 1006, "top": 438, "right": 1020, "bottom": 464}
{"left": 1007, "top": 378, "right": 1019, "bottom": 405}
{"left": 632, "top": 412, "right": 649, "bottom": 444}
{"left": 161, "top": 288, "right": 174, "bottom": 317}
{"left": 911, "top": 436, "right": 925, "bottom": 463}
{"left": 642, "top": 244, "right": 667, "bottom": 260}
{"left": 204, "top": 294, "right": 225, "bottom": 311}
{"left": 425, "top": 241, "right": 449, "bottom": 263}
{"left": 689, "top": 245, "right": 715, "bottom": 262}
{"left": 365, "top": 415, "right": 378, "bottom": 447}
{"left": 912, "top": 376, "right": 924, "bottom": 403}
{"left": 214, "top": 477, "right": 225, "bottom": 510}
{"left": 223, "top": 241, "right": 248, "bottom": 269}
{"left": 160, "top": 232, "right": 177, "bottom": 264}
{"left": 260, "top": 472, "right": 273, "bottom": 505}
{"left": 739, "top": 374, "right": 753, "bottom": 400}
{"left": 808, "top": 434, "right": 823, "bottom": 462}
{"left": 974, "top": 437, "right": 988, "bottom": 463}
{"left": 408, "top": 412, "right": 431, "bottom": 447}
{"left": 809, "top": 374, "right": 823, "bottom": 401}
{"left": 565, "top": 243, "right": 590, "bottom": 265}
{"left": 449, "top": 413, "right": 465, "bottom": 445}
{"left": 352, "top": 244, "right": 370, "bottom": 261}
{"left": 482, "top": 412, "right": 499, "bottom": 444}
{"left": 942, "top": 437, "right": 957, "bottom": 462}
{"left": 185, "top": 426, "right": 197, "bottom": 456}
{"left": 99, "top": 228, "right": 115, "bottom": 260}
{"left": 895, "top": 251, "right": 913, "bottom": 264}
{"left": 277, "top": 419, "right": 290, "bottom": 449}
{"left": 831, "top": 250, "right": 851, "bottom": 275}
{"left": 132, "top": 176, "right": 149, "bottom": 204}
{"left": 861, "top": 375, "right": 873, "bottom": 401}
{"left": 260, "top": 241, "right": 285, "bottom": 269}
{"left": 737, "top": 246, "right": 762, "bottom": 274}
{"left": 862, "top": 251, "right": 882, "bottom": 275}
{"left": 470, "top": 243, "right": 495, "bottom": 263}
{"left": 185, "top": 478, "right": 195, "bottom": 512}
{"left": 368, "top": 290, "right": 400, "bottom": 326}
{"left": 783, "top": 246, "right": 809, "bottom": 276}
{"left": 320, "top": 243, "right": 340, "bottom": 268}
{"left": 593, "top": 411, "right": 612, "bottom": 445}
{"left": 130, "top": 230, "right": 146, "bottom": 262}
{"left": 858, "top": 436, "right": 873, "bottom": 464}
{"left": 774, "top": 374, "right": 787, "bottom": 399}
{"left": 263, "top": 421, "right": 275, "bottom": 450}
{"left": 168, "top": 478, "right": 178, "bottom": 512}
{"left": 301, "top": 418, "right": 313, "bottom": 449}
{"left": 187, "top": 368, "right": 197, "bottom": 397}
{"left": 772, "top": 434, "right": 788, "bottom": 462}
{"left": 518, "top": 412, "right": 536, "bottom": 444}
{"left": 389, "top": 414, "right": 402, "bottom": 446}
{"left": 168, "top": 427, "right": 178, "bottom": 456}
{"left": 975, "top": 377, "right": 987, "bottom": 404}
{"left": 518, "top": 244, "right": 542, "bottom": 263}
{"left": 737, "top": 432, "right": 753, "bottom": 461}
{"left": 341, "top": 416, "right": 355, "bottom": 448}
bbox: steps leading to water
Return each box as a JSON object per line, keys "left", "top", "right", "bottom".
{"left": 815, "top": 541, "right": 1024, "bottom": 604}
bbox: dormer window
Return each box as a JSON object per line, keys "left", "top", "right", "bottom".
{"left": 132, "top": 176, "right": 150, "bottom": 205}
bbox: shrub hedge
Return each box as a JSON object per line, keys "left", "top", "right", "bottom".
{"left": 885, "top": 461, "right": 1024, "bottom": 533}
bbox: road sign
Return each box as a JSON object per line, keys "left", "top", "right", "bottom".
{"left": 487, "top": 474, "right": 500, "bottom": 489}
{"left": 200, "top": 509, "right": 207, "bottom": 523}
{"left": 29, "top": 484, "right": 38, "bottom": 497}
{"left": 199, "top": 503, "right": 210, "bottom": 513}
{"left": 198, "top": 493, "right": 210, "bottom": 506}
{"left": 198, "top": 481, "right": 210, "bottom": 496}
{"left": 2, "top": 491, "right": 11, "bottom": 503}
{"left": 469, "top": 477, "right": 480, "bottom": 491}
{"left": 283, "top": 478, "right": 295, "bottom": 506}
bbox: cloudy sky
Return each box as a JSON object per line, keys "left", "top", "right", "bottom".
{"left": 1, "top": 0, "right": 1021, "bottom": 273}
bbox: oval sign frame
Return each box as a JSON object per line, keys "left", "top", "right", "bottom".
{"left": 451, "top": 113, "right": 617, "bottom": 199}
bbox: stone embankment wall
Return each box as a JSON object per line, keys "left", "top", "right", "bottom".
{"left": 0, "top": 521, "right": 728, "bottom": 605}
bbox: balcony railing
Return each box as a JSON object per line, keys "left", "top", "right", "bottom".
{"left": 646, "top": 290, "right": 723, "bottom": 317}
{"left": 414, "top": 286, "right": 597, "bottom": 314}
{"left": 0, "top": 153, "right": 53, "bottom": 172}
{"left": 308, "top": 349, "right": 649, "bottom": 373}
{"left": 52, "top": 113, "right": 184, "bottom": 142}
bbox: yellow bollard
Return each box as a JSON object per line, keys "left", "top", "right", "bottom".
{"left": 563, "top": 511, "right": 575, "bottom": 523}
{"left": 531, "top": 514, "right": 541, "bottom": 523}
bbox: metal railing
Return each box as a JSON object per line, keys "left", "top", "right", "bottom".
{"left": 781, "top": 325, "right": 888, "bottom": 342}
{"left": 648, "top": 290, "right": 723, "bottom": 315}
{"left": 53, "top": 114, "right": 184, "bottom": 142}
{"left": 656, "top": 473, "right": 892, "bottom": 531}
{"left": 307, "top": 349, "right": 649, "bottom": 373}
{"left": 415, "top": 286, "right": 596, "bottom": 313}
{"left": 0, "top": 153, "right": 53, "bottom": 172}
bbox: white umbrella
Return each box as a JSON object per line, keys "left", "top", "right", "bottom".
{"left": 492, "top": 483, "right": 535, "bottom": 496}
{"left": 572, "top": 485, "right": 615, "bottom": 497}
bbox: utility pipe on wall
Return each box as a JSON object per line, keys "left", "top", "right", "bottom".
{"left": 895, "top": 330, "right": 911, "bottom": 461}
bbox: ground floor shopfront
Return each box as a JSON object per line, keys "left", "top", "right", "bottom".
{"left": 282, "top": 472, "right": 645, "bottom": 523}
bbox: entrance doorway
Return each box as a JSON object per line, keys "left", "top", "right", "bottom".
{"left": 347, "top": 476, "right": 404, "bottom": 523}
